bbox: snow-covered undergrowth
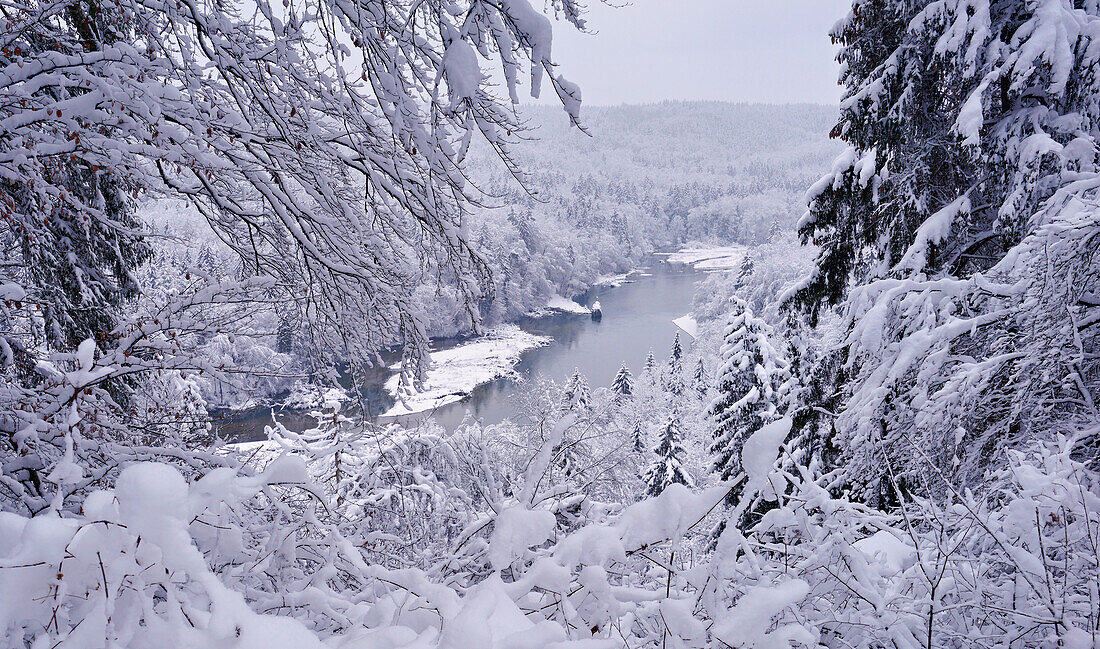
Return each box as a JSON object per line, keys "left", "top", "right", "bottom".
{"left": 660, "top": 246, "right": 746, "bottom": 271}
{"left": 383, "top": 326, "right": 550, "bottom": 416}
{"left": 3, "top": 416, "right": 1096, "bottom": 649}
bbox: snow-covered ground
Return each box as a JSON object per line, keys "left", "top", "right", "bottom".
{"left": 659, "top": 246, "right": 746, "bottom": 270}
{"left": 673, "top": 314, "right": 698, "bottom": 338}
{"left": 526, "top": 294, "right": 592, "bottom": 317}
{"left": 382, "top": 325, "right": 550, "bottom": 416}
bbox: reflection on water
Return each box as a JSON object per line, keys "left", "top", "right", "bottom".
{"left": 221, "top": 259, "right": 700, "bottom": 440}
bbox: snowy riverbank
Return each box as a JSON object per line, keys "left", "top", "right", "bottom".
{"left": 594, "top": 269, "right": 650, "bottom": 287}
{"left": 673, "top": 314, "right": 698, "bottom": 338}
{"left": 526, "top": 294, "right": 592, "bottom": 317}
{"left": 381, "top": 325, "right": 550, "bottom": 416}
{"left": 658, "top": 246, "right": 746, "bottom": 270}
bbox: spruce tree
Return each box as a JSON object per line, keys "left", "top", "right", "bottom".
{"left": 787, "top": 0, "right": 1100, "bottom": 500}
{"left": 196, "top": 244, "right": 219, "bottom": 276}
{"left": 691, "top": 357, "right": 709, "bottom": 399}
{"left": 709, "top": 297, "right": 793, "bottom": 492}
{"left": 632, "top": 422, "right": 646, "bottom": 455}
{"left": 612, "top": 363, "right": 634, "bottom": 397}
{"left": 563, "top": 369, "right": 591, "bottom": 411}
{"left": 664, "top": 333, "right": 685, "bottom": 395}
{"left": 767, "top": 218, "right": 783, "bottom": 242}
{"left": 643, "top": 415, "right": 693, "bottom": 497}
{"left": 643, "top": 350, "right": 658, "bottom": 376}
{"left": 733, "top": 254, "right": 754, "bottom": 290}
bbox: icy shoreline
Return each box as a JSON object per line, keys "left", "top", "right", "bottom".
{"left": 381, "top": 325, "right": 550, "bottom": 417}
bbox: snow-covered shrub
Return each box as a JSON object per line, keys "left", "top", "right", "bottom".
{"left": 5, "top": 396, "right": 1098, "bottom": 649}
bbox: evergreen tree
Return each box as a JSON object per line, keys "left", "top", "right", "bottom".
{"left": 691, "top": 357, "right": 709, "bottom": 399}
{"left": 563, "top": 369, "right": 591, "bottom": 411}
{"left": 643, "top": 349, "right": 658, "bottom": 376}
{"left": 669, "top": 332, "right": 683, "bottom": 363}
{"left": 557, "top": 441, "right": 582, "bottom": 479}
{"left": 609, "top": 211, "right": 630, "bottom": 248}
{"left": 3, "top": 169, "right": 151, "bottom": 360}
{"left": 733, "top": 254, "right": 754, "bottom": 289}
{"left": 612, "top": 363, "right": 634, "bottom": 397}
{"left": 195, "top": 244, "right": 219, "bottom": 276}
{"left": 709, "top": 297, "right": 793, "bottom": 493}
{"left": 643, "top": 415, "right": 693, "bottom": 496}
{"left": 507, "top": 207, "right": 539, "bottom": 253}
{"left": 788, "top": 0, "right": 1100, "bottom": 500}
{"left": 276, "top": 308, "right": 299, "bottom": 355}
{"left": 767, "top": 218, "right": 783, "bottom": 242}
{"left": 664, "top": 333, "right": 685, "bottom": 395}
{"left": 632, "top": 422, "right": 646, "bottom": 455}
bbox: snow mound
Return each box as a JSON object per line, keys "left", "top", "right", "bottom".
{"left": 382, "top": 326, "right": 550, "bottom": 416}
{"left": 488, "top": 506, "right": 557, "bottom": 571}
{"left": 742, "top": 416, "right": 792, "bottom": 500}
{"left": 659, "top": 246, "right": 746, "bottom": 271}
{"left": 672, "top": 314, "right": 698, "bottom": 338}
{"left": 853, "top": 530, "right": 916, "bottom": 575}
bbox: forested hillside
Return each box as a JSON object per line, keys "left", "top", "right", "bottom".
{"left": 443, "top": 102, "right": 839, "bottom": 332}
{"left": 2, "top": 1, "right": 1099, "bottom": 648}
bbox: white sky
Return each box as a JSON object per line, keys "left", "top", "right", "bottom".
{"left": 535, "top": 0, "right": 851, "bottom": 106}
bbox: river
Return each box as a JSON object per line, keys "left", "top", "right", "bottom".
{"left": 217, "top": 257, "right": 702, "bottom": 440}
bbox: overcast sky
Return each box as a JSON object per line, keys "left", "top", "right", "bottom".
{"left": 536, "top": 0, "right": 851, "bottom": 106}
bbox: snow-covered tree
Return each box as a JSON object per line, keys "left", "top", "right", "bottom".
{"left": 789, "top": 0, "right": 1100, "bottom": 500}
{"left": 734, "top": 253, "right": 755, "bottom": 289}
{"left": 709, "top": 297, "right": 793, "bottom": 487}
{"left": 0, "top": 0, "right": 589, "bottom": 515}
{"left": 643, "top": 349, "right": 658, "bottom": 376}
{"left": 665, "top": 333, "right": 685, "bottom": 395}
{"left": 612, "top": 363, "right": 634, "bottom": 397}
{"left": 632, "top": 421, "right": 647, "bottom": 455}
{"left": 691, "top": 357, "right": 709, "bottom": 399}
{"left": 563, "top": 368, "right": 591, "bottom": 411}
{"left": 0, "top": 0, "right": 586, "bottom": 385}
{"left": 669, "top": 332, "right": 683, "bottom": 364}
{"left": 643, "top": 415, "right": 693, "bottom": 496}
{"left": 766, "top": 218, "right": 783, "bottom": 242}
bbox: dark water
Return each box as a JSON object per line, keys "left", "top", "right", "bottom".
{"left": 219, "top": 260, "right": 699, "bottom": 439}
